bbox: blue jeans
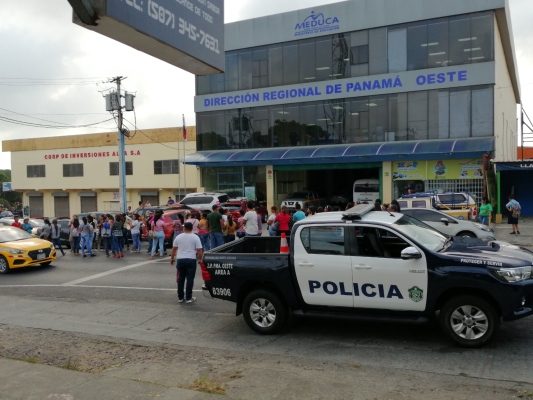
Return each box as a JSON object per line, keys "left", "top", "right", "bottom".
{"left": 112, "top": 235, "right": 122, "bottom": 254}
{"left": 147, "top": 235, "right": 153, "bottom": 253}
{"left": 73, "top": 235, "right": 81, "bottom": 254}
{"left": 199, "top": 233, "right": 210, "bottom": 251}
{"left": 81, "top": 233, "right": 93, "bottom": 256}
{"left": 132, "top": 232, "right": 141, "bottom": 251}
{"left": 151, "top": 231, "right": 165, "bottom": 256}
{"left": 236, "top": 232, "right": 245, "bottom": 239}
{"left": 176, "top": 258, "right": 197, "bottom": 301}
{"left": 480, "top": 215, "right": 489, "bottom": 225}
{"left": 102, "top": 236, "right": 111, "bottom": 255}
{"left": 210, "top": 232, "right": 224, "bottom": 249}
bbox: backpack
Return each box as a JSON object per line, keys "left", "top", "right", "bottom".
{"left": 512, "top": 202, "right": 521, "bottom": 218}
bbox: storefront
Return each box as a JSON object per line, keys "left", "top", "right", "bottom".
{"left": 187, "top": 0, "right": 520, "bottom": 210}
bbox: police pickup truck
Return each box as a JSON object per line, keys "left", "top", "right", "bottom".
{"left": 201, "top": 204, "right": 533, "bottom": 347}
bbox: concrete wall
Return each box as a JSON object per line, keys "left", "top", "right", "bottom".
{"left": 493, "top": 16, "right": 518, "bottom": 162}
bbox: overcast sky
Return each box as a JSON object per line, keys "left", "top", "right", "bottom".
{"left": 0, "top": 0, "right": 532, "bottom": 170}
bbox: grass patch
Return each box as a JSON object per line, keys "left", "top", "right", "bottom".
{"left": 517, "top": 390, "right": 533, "bottom": 399}
{"left": 11, "top": 356, "right": 40, "bottom": 364}
{"left": 187, "top": 377, "right": 226, "bottom": 395}
{"left": 61, "top": 356, "right": 82, "bottom": 371}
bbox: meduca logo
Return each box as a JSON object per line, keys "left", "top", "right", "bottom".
{"left": 294, "top": 10, "right": 340, "bottom": 37}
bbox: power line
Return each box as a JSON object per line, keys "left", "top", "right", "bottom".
{"left": 0, "top": 115, "right": 115, "bottom": 129}
{"left": 122, "top": 118, "right": 180, "bottom": 151}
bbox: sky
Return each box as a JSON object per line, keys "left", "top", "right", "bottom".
{"left": 0, "top": 0, "right": 532, "bottom": 171}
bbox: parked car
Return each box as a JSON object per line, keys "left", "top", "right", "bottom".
{"left": 0, "top": 211, "right": 14, "bottom": 219}
{"left": 401, "top": 208, "right": 495, "bottom": 239}
{"left": 141, "top": 209, "right": 190, "bottom": 245}
{"left": 179, "top": 192, "right": 229, "bottom": 213}
{"left": 281, "top": 191, "right": 324, "bottom": 211}
{"left": 224, "top": 198, "right": 267, "bottom": 222}
{"left": 0, "top": 226, "right": 56, "bottom": 273}
{"left": 400, "top": 192, "right": 477, "bottom": 219}
{"left": 396, "top": 197, "right": 474, "bottom": 220}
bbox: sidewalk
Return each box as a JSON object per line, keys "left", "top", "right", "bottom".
{"left": 0, "top": 358, "right": 216, "bottom": 400}
{"left": 491, "top": 215, "right": 533, "bottom": 247}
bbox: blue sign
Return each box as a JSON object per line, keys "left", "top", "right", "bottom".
{"left": 106, "top": 0, "right": 224, "bottom": 71}
{"left": 2, "top": 182, "right": 12, "bottom": 192}
{"left": 294, "top": 10, "right": 340, "bottom": 37}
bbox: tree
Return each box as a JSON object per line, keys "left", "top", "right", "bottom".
{"left": 0, "top": 169, "right": 22, "bottom": 209}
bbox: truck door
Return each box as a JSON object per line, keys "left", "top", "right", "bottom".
{"left": 351, "top": 225, "right": 428, "bottom": 311}
{"left": 293, "top": 225, "right": 354, "bottom": 307}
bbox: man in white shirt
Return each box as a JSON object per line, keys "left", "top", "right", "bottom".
{"left": 170, "top": 222, "right": 203, "bottom": 303}
{"left": 243, "top": 202, "right": 259, "bottom": 236}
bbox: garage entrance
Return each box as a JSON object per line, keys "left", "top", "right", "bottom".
{"left": 53, "top": 194, "right": 70, "bottom": 218}
{"left": 28, "top": 194, "right": 44, "bottom": 218}
{"left": 274, "top": 163, "right": 381, "bottom": 208}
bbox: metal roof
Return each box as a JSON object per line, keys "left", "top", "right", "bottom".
{"left": 184, "top": 138, "right": 493, "bottom": 167}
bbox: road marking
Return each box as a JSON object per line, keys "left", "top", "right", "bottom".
{"left": 61, "top": 259, "right": 162, "bottom": 286}
{"left": 0, "top": 284, "right": 201, "bottom": 292}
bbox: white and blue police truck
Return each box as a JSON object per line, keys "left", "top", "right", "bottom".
{"left": 201, "top": 204, "right": 533, "bottom": 347}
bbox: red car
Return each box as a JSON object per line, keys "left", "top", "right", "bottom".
{"left": 141, "top": 209, "right": 198, "bottom": 244}
{"left": 224, "top": 199, "right": 268, "bottom": 223}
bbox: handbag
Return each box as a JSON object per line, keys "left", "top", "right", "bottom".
{"left": 271, "top": 221, "right": 280, "bottom": 232}
{"left": 149, "top": 230, "right": 155, "bottom": 239}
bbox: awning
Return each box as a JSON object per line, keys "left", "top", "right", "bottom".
{"left": 184, "top": 137, "right": 494, "bottom": 167}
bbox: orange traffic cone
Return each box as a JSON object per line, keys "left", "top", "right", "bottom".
{"left": 280, "top": 232, "right": 289, "bottom": 253}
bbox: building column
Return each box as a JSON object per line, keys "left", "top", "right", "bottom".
{"left": 382, "top": 162, "right": 393, "bottom": 202}
{"left": 266, "top": 165, "right": 275, "bottom": 209}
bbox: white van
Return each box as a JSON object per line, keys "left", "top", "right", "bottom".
{"left": 353, "top": 179, "right": 380, "bottom": 203}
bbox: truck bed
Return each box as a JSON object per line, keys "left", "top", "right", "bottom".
{"left": 207, "top": 236, "right": 290, "bottom": 254}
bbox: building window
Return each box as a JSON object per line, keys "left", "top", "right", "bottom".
{"left": 63, "top": 163, "right": 83, "bottom": 177}
{"left": 109, "top": 162, "right": 133, "bottom": 176}
{"left": 27, "top": 165, "right": 45, "bottom": 178}
{"left": 154, "top": 160, "right": 179, "bottom": 174}
{"left": 350, "top": 45, "right": 369, "bottom": 65}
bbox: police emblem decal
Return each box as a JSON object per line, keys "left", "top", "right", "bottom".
{"left": 408, "top": 286, "right": 423, "bottom": 302}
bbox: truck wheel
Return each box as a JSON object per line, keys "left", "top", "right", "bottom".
{"left": 242, "top": 290, "right": 288, "bottom": 335}
{"left": 440, "top": 295, "right": 499, "bottom": 348}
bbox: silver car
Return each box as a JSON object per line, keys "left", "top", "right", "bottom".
{"left": 402, "top": 208, "right": 495, "bottom": 239}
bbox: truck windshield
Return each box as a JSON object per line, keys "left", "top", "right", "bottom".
{"left": 392, "top": 215, "right": 447, "bottom": 251}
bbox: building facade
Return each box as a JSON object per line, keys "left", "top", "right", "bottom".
{"left": 189, "top": 0, "right": 520, "bottom": 216}
{"left": 2, "top": 127, "right": 197, "bottom": 217}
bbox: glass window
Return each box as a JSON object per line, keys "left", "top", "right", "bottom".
{"left": 449, "top": 89, "right": 471, "bottom": 138}
{"left": 407, "top": 23, "right": 428, "bottom": 70}
{"left": 300, "top": 226, "right": 345, "bottom": 255}
{"left": 301, "top": 103, "right": 319, "bottom": 145}
{"left": 225, "top": 52, "right": 239, "bottom": 91}
{"left": 351, "top": 45, "right": 369, "bottom": 65}
{"left": 239, "top": 51, "right": 252, "bottom": 90}
{"left": 369, "top": 28, "right": 388, "bottom": 75}
{"left": 315, "top": 38, "right": 332, "bottom": 81}
{"left": 109, "top": 162, "right": 133, "bottom": 176}
{"left": 472, "top": 86, "right": 493, "bottom": 137}
{"left": 197, "top": 75, "right": 211, "bottom": 95}
{"left": 388, "top": 29, "right": 407, "bottom": 72}
{"left": 212, "top": 73, "right": 225, "bottom": 93}
{"left": 252, "top": 48, "right": 268, "bottom": 89}
{"left": 405, "top": 209, "right": 444, "bottom": 222}
{"left": 355, "top": 227, "right": 408, "bottom": 258}
{"left": 407, "top": 91, "right": 428, "bottom": 140}
{"left": 299, "top": 41, "right": 316, "bottom": 83}
{"left": 154, "top": 160, "right": 179, "bottom": 175}
{"left": 427, "top": 20, "right": 449, "bottom": 68}
{"left": 269, "top": 46, "right": 283, "bottom": 86}
{"left": 470, "top": 13, "right": 493, "bottom": 63}
{"left": 283, "top": 44, "right": 299, "bottom": 85}
{"left": 349, "top": 98, "right": 369, "bottom": 143}
{"left": 332, "top": 34, "right": 350, "bottom": 79}
{"left": 250, "top": 108, "right": 269, "bottom": 148}
{"left": 412, "top": 200, "right": 429, "bottom": 208}
{"left": 63, "top": 164, "right": 83, "bottom": 177}
{"left": 27, "top": 165, "right": 45, "bottom": 178}
{"left": 449, "top": 16, "right": 471, "bottom": 66}
{"left": 369, "top": 96, "right": 388, "bottom": 142}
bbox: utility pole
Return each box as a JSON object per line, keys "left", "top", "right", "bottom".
{"left": 106, "top": 76, "right": 134, "bottom": 214}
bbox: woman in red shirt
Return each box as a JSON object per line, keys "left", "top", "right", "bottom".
{"left": 275, "top": 206, "right": 291, "bottom": 236}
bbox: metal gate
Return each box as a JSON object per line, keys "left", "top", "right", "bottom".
{"left": 54, "top": 196, "right": 70, "bottom": 218}
{"left": 29, "top": 196, "right": 44, "bottom": 217}
{"left": 424, "top": 179, "right": 484, "bottom": 208}
{"left": 80, "top": 196, "right": 97, "bottom": 213}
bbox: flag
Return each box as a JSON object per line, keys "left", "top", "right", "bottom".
{"left": 182, "top": 114, "right": 187, "bottom": 142}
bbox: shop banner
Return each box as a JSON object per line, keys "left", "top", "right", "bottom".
{"left": 392, "top": 159, "right": 483, "bottom": 180}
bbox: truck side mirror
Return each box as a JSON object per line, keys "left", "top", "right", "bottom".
{"left": 401, "top": 247, "right": 422, "bottom": 260}
{"left": 440, "top": 218, "right": 449, "bottom": 226}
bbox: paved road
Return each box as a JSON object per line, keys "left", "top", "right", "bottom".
{"left": 1, "top": 250, "right": 533, "bottom": 389}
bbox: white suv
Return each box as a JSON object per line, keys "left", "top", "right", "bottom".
{"left": 179, "top": 192, "right": 229, "bottom": 212}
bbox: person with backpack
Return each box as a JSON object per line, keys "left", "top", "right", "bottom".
{"left": 506, "top": 194, "right": 521, "bottom": 235}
